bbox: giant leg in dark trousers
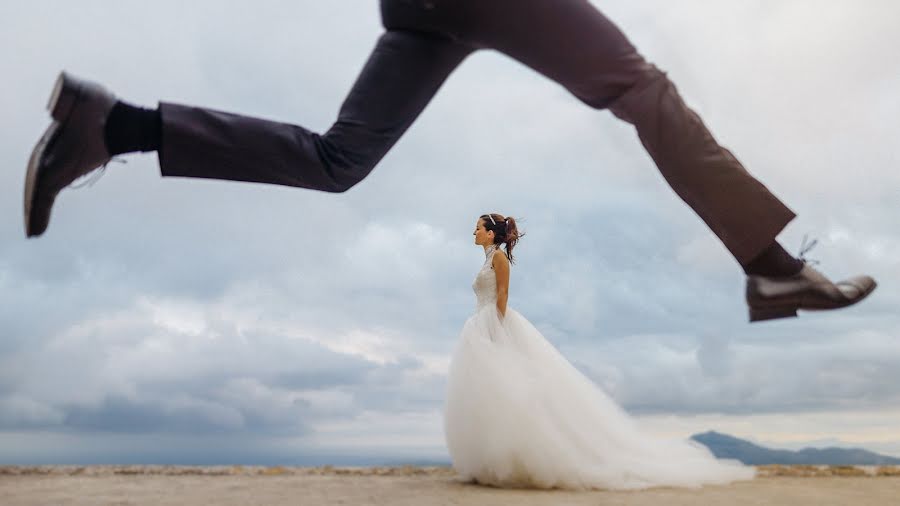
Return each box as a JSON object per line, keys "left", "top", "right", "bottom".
{"left": 158, "top": 0, "right": 795, "bottom": 265}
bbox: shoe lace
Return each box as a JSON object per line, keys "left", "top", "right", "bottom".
{"left": 798, "top": 234, "right": 820, "bottom": 266}
{"left": 69, "top": 157, "right": 127, "bottom": 189}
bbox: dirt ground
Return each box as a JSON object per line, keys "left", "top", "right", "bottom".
{"left": 3, "top": 465, "right": 900, "bottom": 506}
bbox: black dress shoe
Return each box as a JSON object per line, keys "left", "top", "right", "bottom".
{"left": 24, "top": 71, "right": 116, "bottom": 237}
{"left": 746, "top": 264, "right": 877, "bottom": 322}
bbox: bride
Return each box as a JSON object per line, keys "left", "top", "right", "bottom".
{"left": 443, "top": 212, "right": 754, "bottom": 490}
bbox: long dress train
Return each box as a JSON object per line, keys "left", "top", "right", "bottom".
{"left": 443, "top": 245, "right": 754, "bottom": 490}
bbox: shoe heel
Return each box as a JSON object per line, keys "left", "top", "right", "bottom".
{"left": 749, "top": 306, "right": 798, "bottom": 323}
{"left": 47, "top": 72, "right": 80, "bottom": 122}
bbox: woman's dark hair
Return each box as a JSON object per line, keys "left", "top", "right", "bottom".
{"left": 480, "top": 213, "right": 524, "bottom": 264}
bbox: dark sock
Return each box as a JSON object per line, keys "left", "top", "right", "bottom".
{"left": 104, "top": 101, "right": 161, "bottom": 155}
{"left": 742, "top": 241, "right": 804, "bottom": 277}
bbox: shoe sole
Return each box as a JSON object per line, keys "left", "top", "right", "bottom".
{"left": 748, "top": 279, "right": 878, "bottom": 323}
{"left": 749, "top": 305, "right": 798, "bottom": 322}
{"left": 24, "top": 72, "right": 82, "bottom": 237}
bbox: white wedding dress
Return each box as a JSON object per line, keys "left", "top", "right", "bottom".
{"left": 443, "top": 245, "right": 754, "bottom": 490}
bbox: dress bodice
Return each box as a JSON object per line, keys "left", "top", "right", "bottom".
{"left": 473, "top": 245, "right": 499, "bottom": 310}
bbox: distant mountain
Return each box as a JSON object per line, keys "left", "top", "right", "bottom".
{"left": 691, "top": 431, "right": 900, "bottom": 466}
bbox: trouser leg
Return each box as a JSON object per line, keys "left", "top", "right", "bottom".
{"left": 434, "top": 0, "right": 795, "bottom": 265}
{"left": 606, "top": 66, "right": 796, "bottom": 265}
{"left": 158, "top": 30, "right": 472, "bottom": 193}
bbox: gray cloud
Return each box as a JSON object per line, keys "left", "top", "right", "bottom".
{"left": 1, "top": 0, "right": 898, "bottom": 462}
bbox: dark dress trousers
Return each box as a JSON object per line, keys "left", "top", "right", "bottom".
{"left": 157, "top": 0, "right": 795, "bottom": 265}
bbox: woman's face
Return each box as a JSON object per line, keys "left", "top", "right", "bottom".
{"left": 473, "top": 219, "right": 493, "bottom": 246}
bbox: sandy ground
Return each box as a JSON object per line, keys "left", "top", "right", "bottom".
{"left": 3, "top": 466, "right": 900, "bottom": 506}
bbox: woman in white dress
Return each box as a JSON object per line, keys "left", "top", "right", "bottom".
{"left": 443, "top": 212, "right": 755, "bottom": 490}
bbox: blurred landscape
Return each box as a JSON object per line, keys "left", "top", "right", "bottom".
{"left": 693, "top": 431, "right": 900, "bottom": 466}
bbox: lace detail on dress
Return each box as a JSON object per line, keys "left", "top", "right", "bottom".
{"left": 472, "top": 245, "right": 499, "bottom": 310}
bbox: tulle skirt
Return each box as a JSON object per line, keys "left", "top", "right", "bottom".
{"left": 443, "top": 305, "right": 754, "bottom": 490}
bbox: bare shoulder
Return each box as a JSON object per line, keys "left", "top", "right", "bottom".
{"left": 491, "top": 249, "right": 510, "bottom": 268}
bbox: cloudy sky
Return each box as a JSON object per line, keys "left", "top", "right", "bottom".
{"left": 1, "top": 0, "right": 898, "bottom": 465}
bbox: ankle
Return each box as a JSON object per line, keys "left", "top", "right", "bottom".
{"left": 104, "top": 101, "right": 161, "bottom": 156}
{"left": 742, "top": 241, "right": 804, "bottom": 277}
